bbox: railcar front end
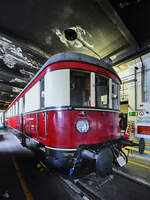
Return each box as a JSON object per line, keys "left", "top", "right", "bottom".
{"left": 5, "top": 53, "right": 143, "bottom": 177}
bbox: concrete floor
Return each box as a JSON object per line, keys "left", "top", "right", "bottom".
{"left": 79, "top": 172, "right": 150, "bottom": 200}
{"left": 78, "top": 155, "right": 150, "bottom": 200}
{"left": 0, "top": 129, "right": 73, "bottom": 200}
{"left": 118, "top": 150, "right": 150, "bottom": 186}
{"left": 0, "top": 128, "right": 150, "bottom": 200}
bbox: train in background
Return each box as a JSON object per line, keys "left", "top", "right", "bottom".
{"left": 5, "top": 52, "right": 144, "bottom": 177}
{"left": 132, "top": 102, "right": 150, "bottom": 152}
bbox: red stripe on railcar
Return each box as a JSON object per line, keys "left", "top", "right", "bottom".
{"left": 46, "top": 110, "right": 120, "bottom": 148}
{"left": 6, "top": 110, "right": 121, "bottom": 148}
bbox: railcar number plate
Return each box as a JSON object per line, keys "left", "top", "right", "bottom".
{"left": 117, "top": 156, "right": 126, "bottom": 167}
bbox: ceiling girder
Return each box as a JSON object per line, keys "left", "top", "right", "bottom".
{"left": 0, "top": 104, "right": 8, "bottom": 109}
{"left": 97, "top": 0, "right": 139, "bottom": 49}
{"left": 0, "top": 86, "right": 20, "bottom": 95}
{"left": 112, "top": 45, "right": 150, "bottom": 67}
{"left": 0, "top": 68, "right": 29, "bottom": 81}
{"left": 0, "top": 96, "right": 14, "bottom": 102}
{"left": 0, "top": 32, "right": 49, "bottom": 63}
{"left": 0, "top": 81, "right": 24, "bottom": 89}
{"left": 104, "top": 43, "right": 129, "bottom": 60}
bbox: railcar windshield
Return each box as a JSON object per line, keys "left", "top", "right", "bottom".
{"left": 112, "top": 81, "right": 119, "bottom": 109}
{"left": 70, "top": 70, "right": 90, "bottom": 106}
{"left": 70, "top": 69, "right": 119, "bottom": 110}
{"left": 95, "top": 75, "right": 109, "bottom": 108}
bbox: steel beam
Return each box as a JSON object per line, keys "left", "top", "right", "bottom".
{"left": 0, "top": 89, "right": 19, "bottom": 96}
{"left": 98, "top": 0, "right": 139, "bottom": 49}
{"left": 0, "top": 69, "right": 28, "bottom": 81}
{"left": 0, "top": 96, "right": 14, "bottom": 102}
{"left": 0, "top": 32, "right": 49, "bottom": 62}
{"left": 0, "top": 81, "right": 24, "bottom": 89}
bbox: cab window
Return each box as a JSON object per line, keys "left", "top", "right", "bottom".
{"left": 95, "top": 75, "right": 109, "bottom": 108}
{"left": 112, "top": 81, "right": 119, "bottom": 109}
{"left": 70, "top": 70, "right": 90, "bottom": 107}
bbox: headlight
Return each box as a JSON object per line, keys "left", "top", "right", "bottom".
{"left": 76, "top": 120, "right": 89, "bottom": 133}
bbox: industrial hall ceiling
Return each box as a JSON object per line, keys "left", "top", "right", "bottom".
{"left": 0, "top": 0, "right": 149, "bottom": 109}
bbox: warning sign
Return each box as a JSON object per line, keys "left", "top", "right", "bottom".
{"left": 139, "top": 111, "right": 144, "bottom": 116}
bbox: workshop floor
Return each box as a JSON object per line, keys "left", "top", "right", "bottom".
{"left": 1, "top": 128, "right": 150, "bottom": 200}
{"left": 0, "top": 129, "right": 73, "bottom": 200}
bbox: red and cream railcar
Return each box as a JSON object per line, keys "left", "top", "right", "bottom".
{"left": 5, "top": 52, "right": 134, "bottom": 177}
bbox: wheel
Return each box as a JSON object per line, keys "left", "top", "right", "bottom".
{"left": 139, "top": 138, "right": 145, "bottom": 154}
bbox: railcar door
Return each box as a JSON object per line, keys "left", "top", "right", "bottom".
{"left": 0, "top": 111, "right": 4, "bottom": 128}
{"left": 38, "top": 76, "right": 47, "bottom": 142}
{"left": 38, "top": 112, "right": 48, "bottom": 142}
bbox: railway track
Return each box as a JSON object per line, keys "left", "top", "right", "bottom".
{"left": 39, "top": 160, "right": 104, "bottom": 200}
{"left": 61, "top": 170, "right": 150, "bottom": 200}
{"left": 61, "top": 177, "right": 104, "bottom": 200}
{"left": 39, "top": 160, "right": 117, "bottom": 200}
{"left": 39, "top": 160, "right": 150, "bottom": 200}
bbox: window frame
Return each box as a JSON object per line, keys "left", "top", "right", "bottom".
{"left": 95, "top": 73, "right": 110, "bottom": 109}
{"left": 112, "top": 81, "right": 119, "bottom": 110}
{"left": 70, "top": 69, "right": 91, "bottom": 107}
{"left": 24, "top": 81, "right": 40, "bottom": 113}
{"left": 69, "top": 69, "right": 120, "bottom": 110}
{"left": 40, "top": 76, "right": 45, "bottom": 109}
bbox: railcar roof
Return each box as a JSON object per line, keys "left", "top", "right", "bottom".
{"left": 43, "top": 52, "right": 118, "bottom": 75}
{"left": 24, "top": 52, "right": 120, "bottom": 91}
{"left": 25, "top": 52, "right": 120, "bottom": 94}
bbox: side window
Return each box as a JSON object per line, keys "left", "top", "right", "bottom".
{"left": 25, "top": 92, "right": 29, "bottom": 113}
{"left": 112, "top": 81, "right": 119, "bottom": 110}
{"left": 12, "top": 105, "right": 14, "bottom": 116}
{"left": 25, "top": 82, "right": 40, "bottom": 112}
{"left": 19, "top": 98, "right": 23, "bottom": 114}
{"left": 23, "top": 96, "right": 25, "bottom": 113}
{"left": 45, "top": 69, "right": 70, "bottom": 107}
{"left": 14, "top": 104, "right": 16, "bottom": 116}
{"left": 95, "top": 75, "right": 109, "bottom": 108}
{"left": 40, "top": 77, "right": 45, "bottom": 108}
{"left": 16, "top": 102, "right": 18, "bottom": 115}
{"left": 18, "top": 101, "right": 19, "bottom": 115}
{"left": 10, "top": 107, "right": 12, "bottom": 117}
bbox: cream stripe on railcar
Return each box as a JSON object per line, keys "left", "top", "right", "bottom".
{"left": 45, "top": 69, "right": 70, "bottom": 107}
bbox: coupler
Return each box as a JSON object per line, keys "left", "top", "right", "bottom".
{"left": 81, "top": 147, "right": 113, "bottom": 177}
